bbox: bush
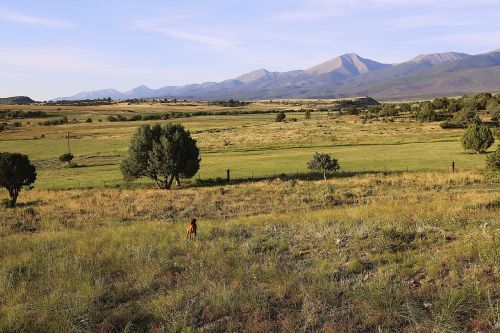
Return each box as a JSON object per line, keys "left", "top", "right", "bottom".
{"left": 39, "top": 116, "right": 68, "bottom": 126}
{"left": 86, "top": 118, "right": 92, "bottom": 123}
{"left": 107, "top": 116, "right": 118, "bottom": 122}
{"left": 275, "top": 111, "right": 286, "bottom": 122}
{"left": 485, "top": 146, "right": 500, "bottom": 171}
{"left": 461, "top": 124, "right": 495, "bottom": 153}
{"left": 304, "top": 110, "right": 311, "bottom": 119}
{"left": 59, "top": 153, "right": 74, "bottom": 165}
{"left": 440, "top": 121, "right": 463, "bottom": 129}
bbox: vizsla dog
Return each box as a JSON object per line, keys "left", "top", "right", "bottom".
{"left": 186, "top": 218, "right": 197, "bottom": 240}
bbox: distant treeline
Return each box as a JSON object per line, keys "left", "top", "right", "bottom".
{"left": 0, "top": 110, "right": 47, "bottom": 119}
{"left": 207, "top": 99, "right": 250, "bottom": 107}
{"left": 106, "top": 109, "right": 292, "bottom": 122}
{"left": 45, "top": 98, "right": 114, "bottom": 106}
{"left": 340, "top": 93, "right": 499, "bottom": 127}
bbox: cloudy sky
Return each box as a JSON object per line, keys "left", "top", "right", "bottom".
{"left": 0, "top": 0, "right": 499, "bottom": 100}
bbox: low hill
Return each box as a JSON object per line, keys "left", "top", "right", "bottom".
{"left": 0, "top": 96, "right": 35, "bottom": 104}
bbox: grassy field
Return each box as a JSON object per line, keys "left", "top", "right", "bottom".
{"left": 0, "top": 102, "right": 495, "bottom": 189}
{"left": 0, "top": 101, "right": 499, "bottom": 332}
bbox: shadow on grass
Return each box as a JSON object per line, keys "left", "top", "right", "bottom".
{"left": 189, "top": 170, "right": 407, "bottom": 188}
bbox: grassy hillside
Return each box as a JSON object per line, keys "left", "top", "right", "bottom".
{"left": 0, "top": 171, "right": 499, "bottom": 332}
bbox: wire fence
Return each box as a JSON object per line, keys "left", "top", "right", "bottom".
{"left": 40, "top": 161, "right": 486, "bottom": 190}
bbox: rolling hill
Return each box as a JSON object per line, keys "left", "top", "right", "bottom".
{"left": 55, "top": 49, "right": 500, "bottom": 101}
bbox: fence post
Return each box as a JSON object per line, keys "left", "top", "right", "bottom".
{"left": 452, "top": 161, "right": 455, "bottom": 173}
{"left": 227, "top": 169, "right": 230, "bottom": 182}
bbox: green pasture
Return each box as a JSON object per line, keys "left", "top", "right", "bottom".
{"left": 0, "top": 135, "right": 493, "bottom": 189}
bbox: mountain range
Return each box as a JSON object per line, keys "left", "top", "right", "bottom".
{"left": 55, "top": 49, "right": 500, "bottom": 101}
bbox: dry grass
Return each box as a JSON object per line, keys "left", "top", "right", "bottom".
{"left": 0, "top": 170, "right": 498, "bottom": 332}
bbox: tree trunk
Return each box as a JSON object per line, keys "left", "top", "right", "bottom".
{"left": 323, "top": 171, "right": 327, "bottom": 181}
{"left": 8, "top": 188, "right": 18, "bottom": 207}
{"left": 175, "top": 174, "right": 181, "bottom": 187}
{"left": 166, "top": 175, "right": 175, "bottom": 189}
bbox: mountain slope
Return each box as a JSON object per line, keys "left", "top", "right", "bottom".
{"left": 55, "top": 49, "right": 500, "bottom": 101}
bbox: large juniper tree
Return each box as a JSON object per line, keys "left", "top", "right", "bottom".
{"left": 121, "top": 124, "right": 200, "bottom": 189}
{"left": 461, "top": 124, "right": 494, "bottom": 154}
{"left": 0, "top": 152, "right": 37, "bottom": 207}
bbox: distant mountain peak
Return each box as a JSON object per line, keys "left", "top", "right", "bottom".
{"left": 236, "top": 69, "right": 273, "bottom": 83}
{"left": 53, "top": 49, "right": 499, "bottom": 101}
{"left": 305, "top": 53, "right": 390, "bottom": 76}
{"left": 411, "top": 52, "right": 471, "bottom": 65}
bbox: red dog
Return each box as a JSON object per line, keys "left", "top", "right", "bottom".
{"left": 186, "top": 218, "right": 197, "bottom": 240}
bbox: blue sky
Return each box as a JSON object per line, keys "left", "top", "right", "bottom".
{"left": 0, "top": 0, "right": 499, "bottom": 100}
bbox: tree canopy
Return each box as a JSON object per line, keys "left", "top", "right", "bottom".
{"left": 121, "top": 123, "right": 200, "bottom": 189}
{"left": 0, "top": 152, "right": 37, "bottom": 207}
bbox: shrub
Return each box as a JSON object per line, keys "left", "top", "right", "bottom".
{"left": 461, "top": 124, "right": 495, "bottom": 153}
{"left": 39, "top": 116, "right": 68, "bottom": 126}
{"left": 275, "top": 111, "right": 286, "bottom": 122}
{"left": 304, "top": 110, "right": 311, "bottom": 119}
{"left": 107, "top": 116, "right": 118, "bottom": 122}
{"left": 440, "top": 121, "right": 463, "bottom": 129}
{"left": 59, "top": 153, "right": 74, "bottom": 165}
{"left": 0, "top": 152, "right": 37, "bottom": 207}
{"left": 86, "top": 118, "right": 92, "bottom": 123}
{"left": 485, "top": 146, "right": 500, "bottom": 171}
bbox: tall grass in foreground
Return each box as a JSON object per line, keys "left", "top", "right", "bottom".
{"left": 0, "top": 171, "right": 498, "bottom": 332}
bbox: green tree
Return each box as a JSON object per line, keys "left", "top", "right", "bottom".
{"left": 59, "top": 153, "right": 74, "bottom": 165}
{"left": 415, "top": 102, "right": 437, "bottom": 122}
{"left": 307, "top": 153, "right": 340, "bottom": 180}
{"left": 275, "top": 111, "right": 286, "bottom": 122}
{"left": 485, "top": 146, "right": 500, "bottom": 171}
{"left": 0, "top": 152, "right": 37, "bottom": 207}
{"left": 121, "top": 123, "right": 200, "bottom": 189}
{"left": 452, "top": 108, "right": 481, "bottom": 127}
{"left": 461, "top": 124, "right": 495, "bottom": 153}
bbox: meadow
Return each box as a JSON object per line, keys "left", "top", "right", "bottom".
{"left": 0, "top": 100, "right": 495, "bottom": 188}
{"left": 0, "top": 100, "right": 499, "bottom": 332}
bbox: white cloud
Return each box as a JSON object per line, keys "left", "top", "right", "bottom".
{"left": 271, "top": 0, "right": 500, "bottom": 21}
{"left": 382, "top": 14, "right": 478, "bottom": 30}
{"left": 0, "top": 6, "right": 74, "bottom": 28}
{"left": 134, "top": 20, "right": 233, "bottom": 48}
{"left": 413, "top": 31, "right": 500, "bottom": 46}
{"left": 0, "top": 47, "right": 173, "bottom": 77}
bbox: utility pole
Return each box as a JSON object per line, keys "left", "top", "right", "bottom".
{"left": 67, "top": 132, "right": 71, "bottom": 153}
